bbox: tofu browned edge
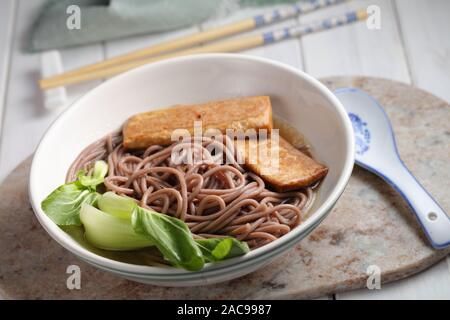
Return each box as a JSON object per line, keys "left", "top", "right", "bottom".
{"left": 122, "top": 96, "right": 328, "bottom": 192}
{"left": 236, "top": 137, "right": 328, "bottom": 192}
{"left": 122, "top": 96, "right": 272, "bottom": 149}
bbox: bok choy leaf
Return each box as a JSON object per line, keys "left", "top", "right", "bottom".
{"left": 41, "top": 161, "right": 108, "bottom": 226}
{"left": 195, "top": 238, "right": 250, "bottom": 262}
{"left": 80, "top": 204, "right": 153, "bottom": 250}
{"left": 131, "top": 206, "right": 205, "bottom": 271}
{"left": 94, "top": 192, "right": 250, "bottom": 269}
{"left": 41, "top": 183, "right": 99, "bottom": 226}
{"left": 98, "top": 191, "right": 136, "bottom": 219}
{"left": 77, "top": 160, "right": 108, "bottom": 190}
{"left": 41, "top": 162, "right": 250, "bottom": 271}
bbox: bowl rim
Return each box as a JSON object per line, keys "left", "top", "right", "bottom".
{"left": 29, "top": 53, "right": 355, "bottom": 277}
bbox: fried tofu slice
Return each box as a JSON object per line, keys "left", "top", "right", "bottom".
{"left": 123, "top": 96, "right": 273, "bottom": 149}
{"left": 236, "top": 136, "right": 328, "bottom": 192}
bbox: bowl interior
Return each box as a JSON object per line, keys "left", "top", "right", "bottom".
{"left": 30, "top": 54, "right": 353, "bottom": 273}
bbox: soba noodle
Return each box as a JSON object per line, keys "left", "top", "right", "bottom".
{"left": 67, "top": 130, "right": 317, "bottom": 249}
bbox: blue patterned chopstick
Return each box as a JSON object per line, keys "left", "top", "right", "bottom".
{"left": 260, "top": 9, "right": 367, "bottom": 44}
{"left": 253, "top": 0, "right": 345, "bottom": 28}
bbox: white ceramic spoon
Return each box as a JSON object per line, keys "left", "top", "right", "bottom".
{"left": 334, "top": 87, "right": 450, "bottom": 249}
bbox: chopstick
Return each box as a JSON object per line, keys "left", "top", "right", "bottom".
{"left": 39, "top": 8, "right": 367, "bottom": 90}
{"left": 42, "top": 0, "right": 345, "bottom": 84}
{"left": 42, "top": 0, "right": 343, "bottom": 84}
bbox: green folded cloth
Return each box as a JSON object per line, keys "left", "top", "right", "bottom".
{"left": 29, "top": 0, "right": 301, "bottom": 52}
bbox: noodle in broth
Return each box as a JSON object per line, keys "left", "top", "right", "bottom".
{"left": 67, "top": 129, "right": 317, "bottom": 249}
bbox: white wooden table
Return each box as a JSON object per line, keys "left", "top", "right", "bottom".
{"left": 0, "top": 0, "right": 449, "bottom": 299}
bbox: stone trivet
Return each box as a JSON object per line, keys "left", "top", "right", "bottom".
{"left": 0, "top": 77, "right": 449, "bottom": 299}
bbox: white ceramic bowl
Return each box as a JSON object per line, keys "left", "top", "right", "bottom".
{"left": 29, "top": 54, "right": 354, "bottom": 286}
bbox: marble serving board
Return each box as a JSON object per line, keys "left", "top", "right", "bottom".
{"left": 0, "top": 76, "right": 449, "bottom": 299}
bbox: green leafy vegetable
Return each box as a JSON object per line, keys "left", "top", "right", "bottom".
{"left": 77, "top": 160, "right": 108, "bottom": 190}
{"left": 80, "top": 204, "right": 153, "bottom": 250}
{"left": 98, "top": 191, "right": 136, "bottom": 219}
{"left": 131, "top": 206, "right": 204, "bottom": 271}
{"left": 195, "top": 238, "right": 250, "bottom": 262}
{"left": 41, "top": 161, "right": 108, "bottom": 226}
{"left": 83, "top": 195, "right": 249, "bottom": 266}
{"left": 41, "top": 163, "right": 250, "bottom": 271}
{"left": 41, "top": 183, "right": 99, "bottom": 226}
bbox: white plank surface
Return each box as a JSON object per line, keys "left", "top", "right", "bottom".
{"left": 332, "top": 0, "right": 450, "bottom": 300}
{"left": 338, "top": 258, "right": 450, "bottom": 300}
{"left": 104, "top": 27, "right": 200, "bottom": 58}
{"left": 0, "top": 0, "right": 449, "bottom": 299}
{"left": 60, "top": 43, "right": 104, "bottom": 104}
{"left": 0, "top": 0, "right": 16, "bottom": 153}
{"left": 338, "top": 0, "right": 450, "bottom": 300}
{"left": 395, "top": 0, "right": 450, "bottom": 102}
{"left": 201, "top": 4, "right": 303, "bottom": 69}
{"left": 300, "top": 0, "right": 411, "bottom": 83}
{"left": 0, "top": 0, "right": 46, "bottom": 182}
{"left": 0, "top": 0, "right": 105, "bottom": 182}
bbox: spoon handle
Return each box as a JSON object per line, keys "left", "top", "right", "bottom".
{"left": 379, "top": 161, "right": 450, "bottom": 249}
